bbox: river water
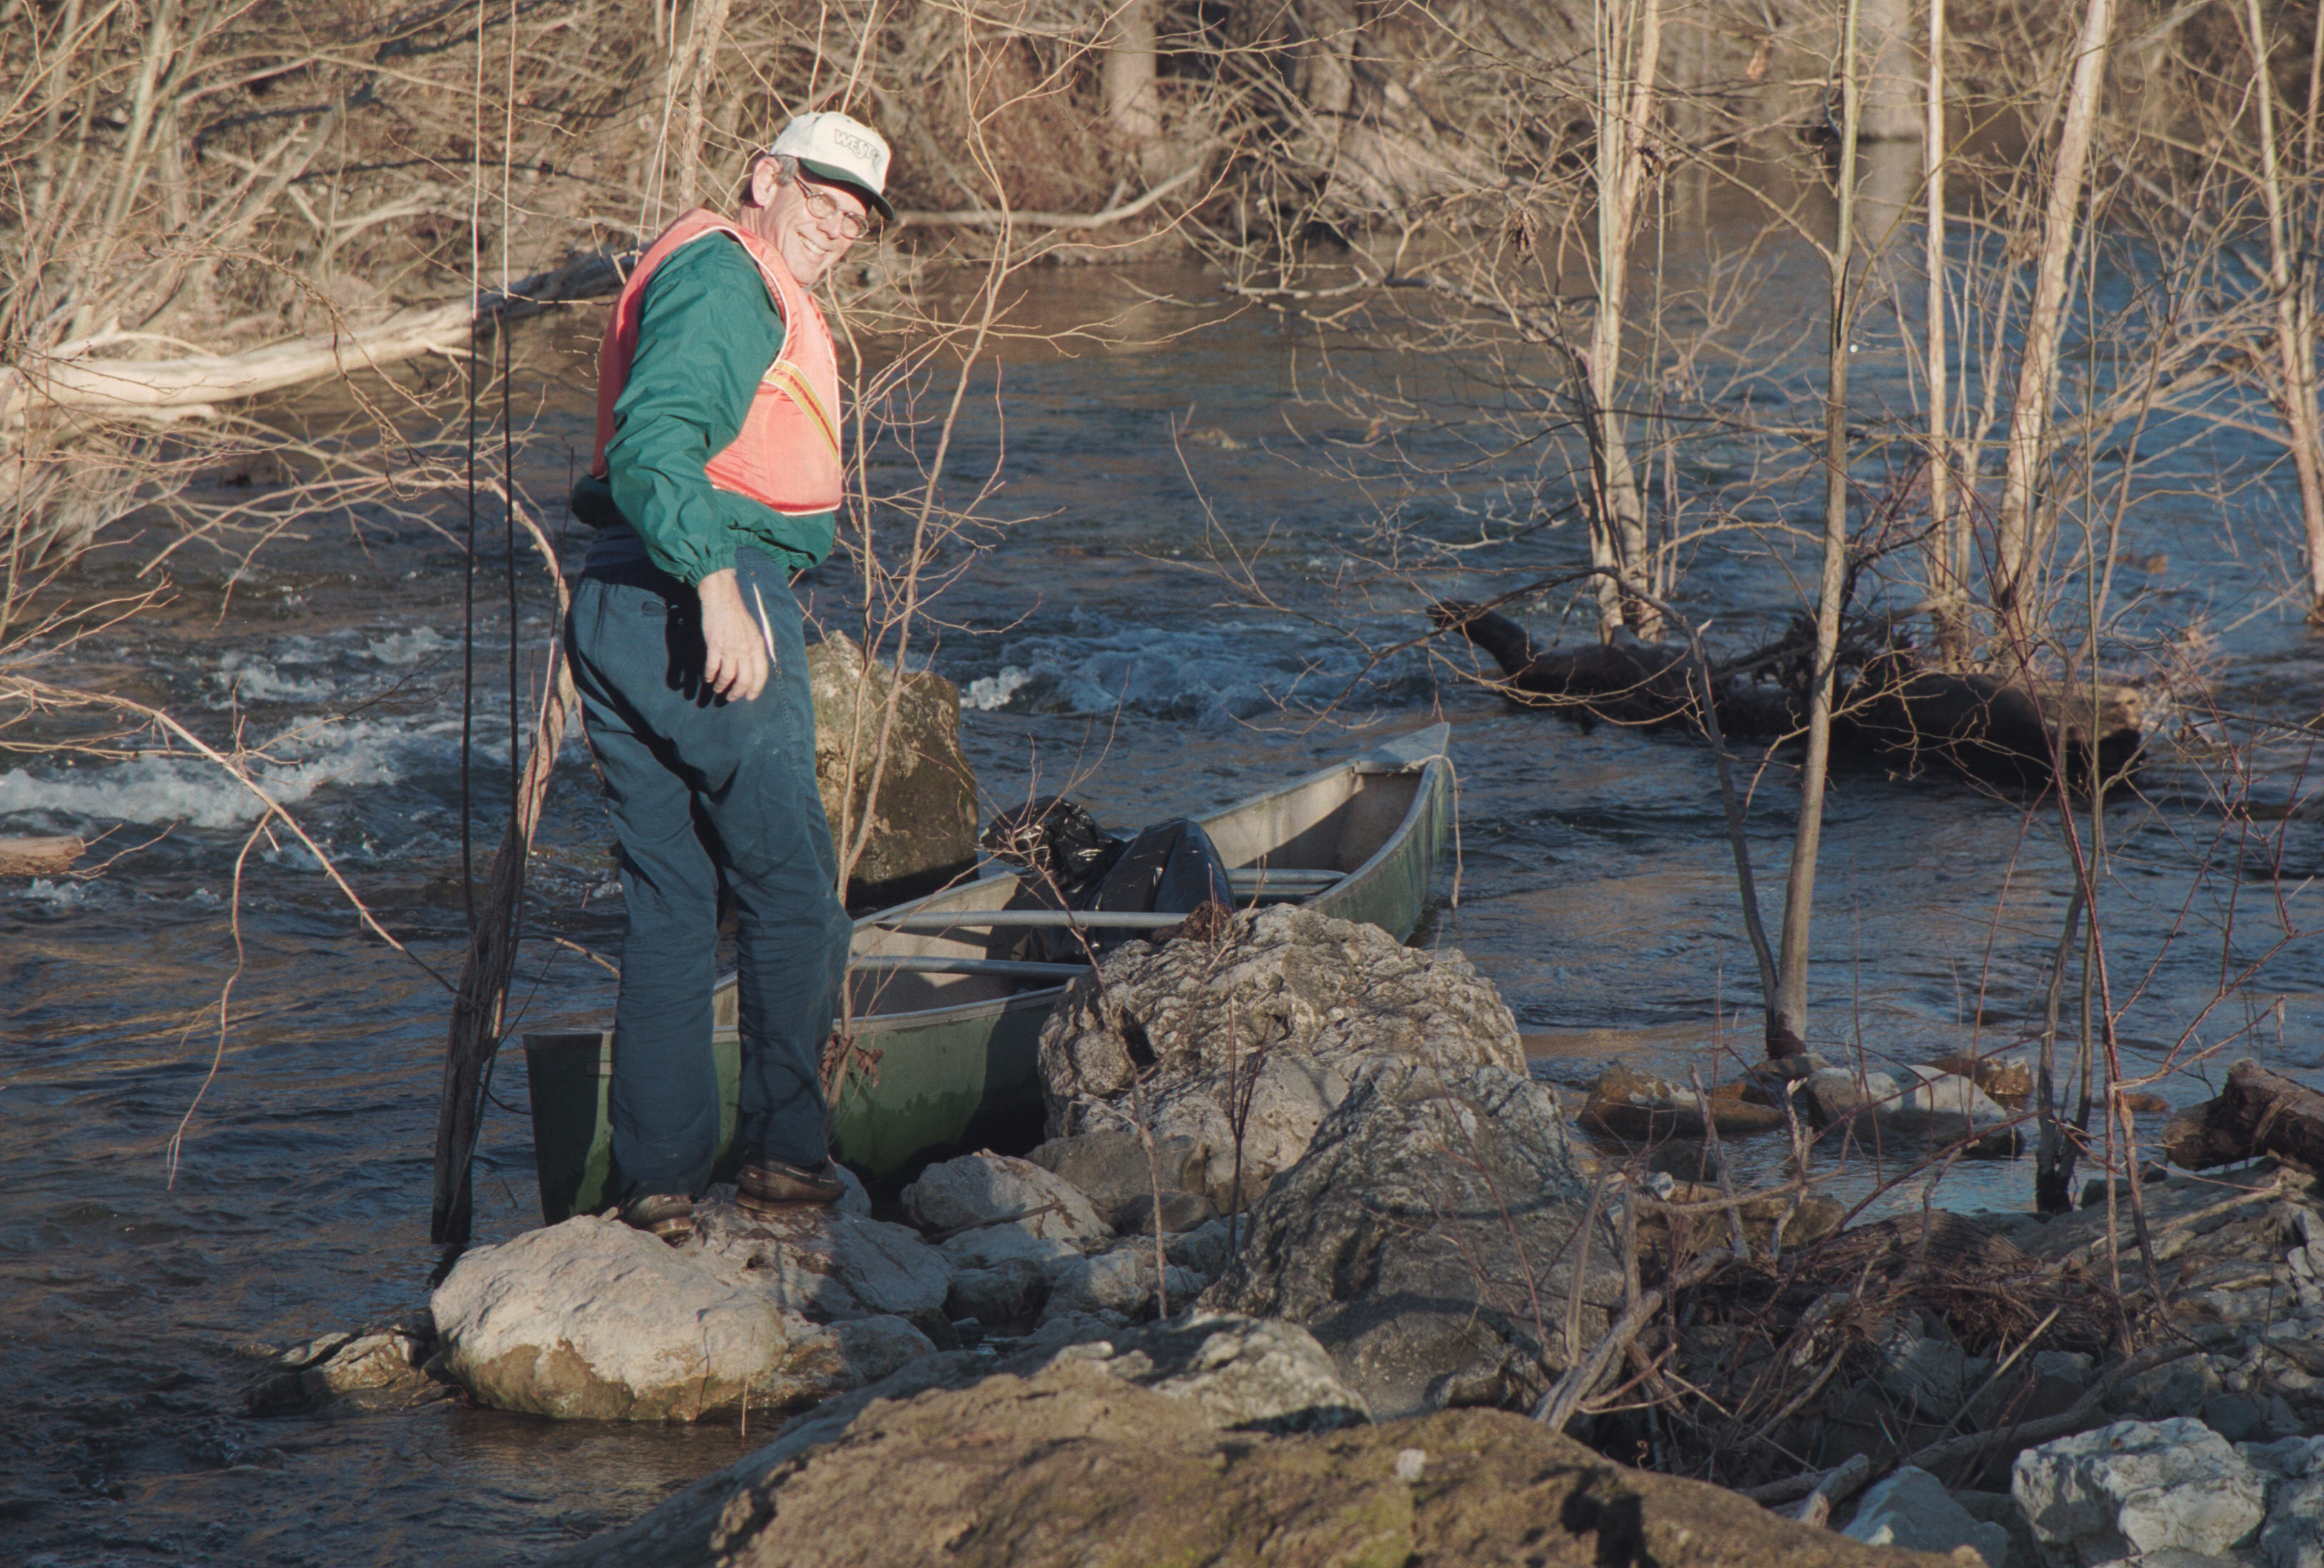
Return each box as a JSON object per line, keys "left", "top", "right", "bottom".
{"left": 6, "top": 230, "right": 2323, "bottom": 1563}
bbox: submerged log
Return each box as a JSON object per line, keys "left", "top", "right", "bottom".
{"left": 1427, "top": 602, "right": 1795, "bottom": 735}
{"left": 2162, "top": 1059, "right": 2324, "bottom": 1174}
{"left": 1839, "top": 652, "right": 2149, "bottom": 788}
{"left": 1433, "top": 602, "right": 2152, "bottom": 788}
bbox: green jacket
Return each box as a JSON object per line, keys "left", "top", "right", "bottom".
{"left": 570, "top": 235, "right": 837, "bottom": 582}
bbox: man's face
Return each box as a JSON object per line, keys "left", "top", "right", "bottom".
{"left": 764, "top": 169, "right": 867, "bottom": 285}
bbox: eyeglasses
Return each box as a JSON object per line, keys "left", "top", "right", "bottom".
{"left": 799, "top": 182, "right": 873, "bottom": 241}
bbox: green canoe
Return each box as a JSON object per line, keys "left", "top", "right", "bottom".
{"left": 523, "top": 724, "right": 1452, "bottom": 1222}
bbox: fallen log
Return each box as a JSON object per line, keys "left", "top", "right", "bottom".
{"left": 0, "top": 835, "right": 84, "bottom": 876}
{"left": 1428, "top": 602, "right": 1795, "bottom": 735}
{"left": 3, "top": 249, "right": 628, "bottom": 424}
{"left": 2162, "top": 1059, "right": 2324, "bottom": 1173}
{"left": 1839, "top": 652, "right": 2149, "bottom": 788}
{"left": 1432, "top": 602, "right": 2152, "bottom": 789}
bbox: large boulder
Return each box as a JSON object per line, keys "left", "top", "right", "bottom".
{"left": 1204, "top": 1056, "right": 1621, "bottom": 1419}
{"left": 546, "top": 1351, "right": 1963, "bottom": 1568}
{"left": 808, "top": 631, "right": 978, "bottom": 908}
{"left": 2012, "top": 1417, "right": 2269, "bottom": 1563}
{"left": 540, "top": 1312, "right": 1373, "bottom": 1568}
{"left": 1038, "top": 906, "right": 1525, "bottom": 1204}
{"left": 433, "top": 1217, "right": 806, "bottom": 1420}
{"left": 431, "top": 1215, "right": 939, "bottom": 1421}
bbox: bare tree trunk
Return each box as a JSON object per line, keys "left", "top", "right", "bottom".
{"left": 1768, "top": 0, "right": 1860, "bottom": 1059}
{"left": 1923, "top": 0, "right": 1973, "bottom": 665}
{"left": 1857, "top": 0, "right": 1920, "bottom": 141}
{"left": 1992, "top": 0, "right": 2117, "bottom": 613}
{"left": 673, "top": 0, "right": 732, "bottom": 212}
{"left": 1103, "top": 0, "right": 1166, "bottom": 177}
{"left": 68, "top": 0, "right": 182, "bottom": 339}
{"left": 1586, "top": 0, "right": 1664, "bottom": 641}
{"left": 2239, "top": 0, "right": 2324, "bottom": 622}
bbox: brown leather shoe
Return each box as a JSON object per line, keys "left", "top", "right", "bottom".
{"left": 617, "top": 1192, "right": 696, "bottom": 1246}
{"left": 736, "top": 1157, "right": 844, "bottom": 1216}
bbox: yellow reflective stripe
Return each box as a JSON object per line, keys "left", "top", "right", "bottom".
{"left": 766, "top": 358, "right": 842, "bottom": 463}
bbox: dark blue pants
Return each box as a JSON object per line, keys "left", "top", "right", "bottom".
{"left": 565, "top": 547, "right": 852, "bottom": 1200}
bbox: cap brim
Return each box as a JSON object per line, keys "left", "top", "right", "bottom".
{"left": 796, "top": 157, "right": 896, "bottom": 222}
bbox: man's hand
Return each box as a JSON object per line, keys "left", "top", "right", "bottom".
{"left": 697, "top": 569, "right": 769, "bottom": 701}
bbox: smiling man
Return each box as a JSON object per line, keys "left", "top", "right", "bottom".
{"left": 565, "top": 112, "right": 896, "bottom": 1245}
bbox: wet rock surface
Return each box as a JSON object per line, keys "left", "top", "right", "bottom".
{"left": 1205, "top": 1054, "right": 1619, "bottom": 1419}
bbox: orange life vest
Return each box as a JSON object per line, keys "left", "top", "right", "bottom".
{"left": 589, "top": 208, "right": 843, "bottom": 516}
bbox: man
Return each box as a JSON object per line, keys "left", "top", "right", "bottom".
{"left": 565, "top": 111, "right": 895, "bottom": 1245}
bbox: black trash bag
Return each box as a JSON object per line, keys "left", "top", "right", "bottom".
{"left": 980, "top": 795, "right": 1123, "bottom": 902}
{"left": 1078, "top": 817, "right": 1234, "bottom": 923}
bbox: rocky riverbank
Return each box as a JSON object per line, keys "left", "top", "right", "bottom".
{"left": 255, "top": 906, "right": 2324, "bottom": 1566}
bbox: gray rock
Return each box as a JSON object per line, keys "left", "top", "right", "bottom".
{"left": 1027, "top": 1130, "right": 1207, "bottom": 1229}
{"left": 1951, "top": 1489, "right": 2039, "bottom": 1568}
{"left": 1886, "top": 1067, "right": 2014, "bottom": 1144}
{"left": 693, "top": 1198, "right": 952, "bottom": 1325}
{"left": 901, "top": 1152, "right": 1109, "bottom": 1244}
{"left": 1040, "top": 1245, "right": 1204, "bottom": 1323}
{"left": 1164, "top": 1217, "right": 1236, "bottom": 1280}
{"left": 2203, "top": 1394, "right": 2265, "bottom": 1444}
{"left": 1840, "top": 1466, "right": 2010, "bottom": 1568}
{"left": 807, "top": 632, "right": 978, "bottom": 906}
{"left": 1031, "top": 1311, "right": 1370, "bottom": 1433}
{"left": 245, "top": 1318, "right": 440, "bottom": 1416}
{"left": 2261, "top": 1474, "right": 2324, "bottom": 1568}
{"left": 937, "top": 1224, "right": 1082, "bottom": 1271}
{"left": 1115, "top": 1188, "right": 1218, "bottom": 1235}
{"left": 2013, "top": 1417, "right": 2269, "bottom": 1563}
{"left": 946, "top": 1258, "right": 1049, "bottom": 1329}
{"left": 1037, "top": 906, "right": 1525, "bottom": 1202}
{"left": 432, "top": 1217, "right": 803, "bottom": 1420}
{"left": 2237, "top": 1435, "right": 2324, "bottom": 1478}
{"left": 1874, "top": 1328, "right": 1991, "bottom": 1418}
{"left": 1800, "top": 1068, "right": 1901, "bottom": 1127}
{"left": 2028, "top": 1351, "right": 2097, "bottom": 1422}
{"left": 1203, "top": 1056, "right": 1618, "bottom": 1420}
{"left": 2107, "top": 1356, "right": 2224, "bottom": 1423}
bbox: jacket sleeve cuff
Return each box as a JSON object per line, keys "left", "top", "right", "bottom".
{"left": 685, "top": 542, "right": 740, "bottom": 584}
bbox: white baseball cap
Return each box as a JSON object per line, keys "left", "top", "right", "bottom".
{"left": 768, "top": 111, "right": 894, "bottom": 222}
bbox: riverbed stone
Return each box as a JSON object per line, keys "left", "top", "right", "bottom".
{"left": 1204, "top": 1055, "right": 1619, "bottom": 1419}
{"left": 244, "top": 1317, "right": 440, "bottom": 1415}
{"left": 1038, "top": 905, "right": 1527, "bottom": 1205}
{"left": 1841, "top": 1467, "right": 2010, "bottom": 1568}
{"left": 431, "top": 1216, "right": 803, "bottom": 1421}
{"left": 2013, "top": 1418, "right": 2269, "bottom": 1563}
{"left": 807, "top": 631, "right": 979, "bottom": 908}
{"left": 900, "top": 1151, "right": 1109, "bottom": 1243}
{"left": 1802, "top": 1068, "right": 1903, "bottom": 1127}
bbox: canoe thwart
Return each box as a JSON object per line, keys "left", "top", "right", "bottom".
{"left": 849, "top": 955, "right": 1092, "bottom": 979}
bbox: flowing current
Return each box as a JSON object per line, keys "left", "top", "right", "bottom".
{"left": 5, "top": 251, "right": 2322, "bottom": 1564}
